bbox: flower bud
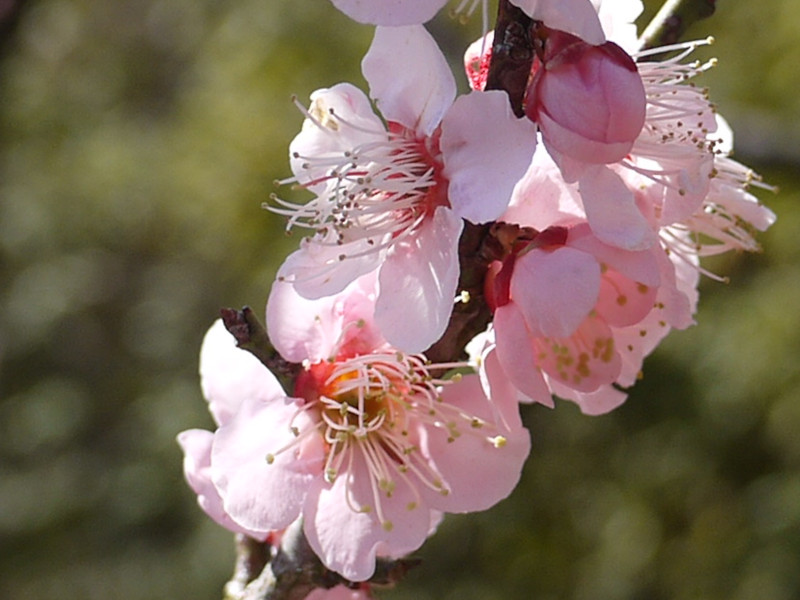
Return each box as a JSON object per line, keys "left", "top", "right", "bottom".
{"left": 525, "top": 29, "right": 646, "bottom": 165}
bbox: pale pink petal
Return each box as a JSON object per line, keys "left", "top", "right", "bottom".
{"left": 303, "top": 457, "right": 432, "bottom": 582}
{"left": 706, "top": 171, "right": 777, "bottom": 232}
{"left": 267, "top": 273, "right": 382, "bottom": 363}
{"left": 510, "top": 246, "right": 601, "bottom": 338}
{"left": 334, "top": 275, "right": 387, "bottom": 358}
{"left": 475, "top": 338, "right": 532, "bottom": 411}
{"left": 548, "top": 379, "right": 629, "bottom": 415}
{"left": 535, "top": 314, "right": 621, "bottom": 392}
{"left": 276, "top": 236, "right": 383, "bottom": 301}
{"left": 494, "top": 304, "right": 554, "bottom": 406}
{"left": 305, "top": 585, "right": 372, "bottom": 600}
{"left": 566, "top": 222, "right": 661, "bottom": 286}
{"left": 420, "top": 374, "right": 530, "bottom": 512}
{"left": 199, "top": 320, "right": 286, "bottom": 425}
{"left": 595, "top": 268, "right": 658, "bottom": 327}
{"left": 505, "top": 144, "right": 585, "bottom": 227}
{"left": 578, "top": 165, "right": 656, "bottom": 250}
{"left": 362, "top": 25, "right": 455, "bottom": 136}
{"left": 177, "top": 429, "right": 270, "bottom": 541}
{"left": 657, "top": 155, "right": 714, "bottom": 225}
{"left": 613, "top": 306, "right": 673, "bottom": 387}
{"left": 511, "top": 0, "right": 606, "bottom": 44}
{"left": 212, "top": 396, "right": 325, "bottom": 533}
{"left": 656, "top": 242, "right": 697, "bottom": 329}
{"left": 375, "top": 206, "right": 462, "bottom": 353}
{"left": 267, "top": 278, "right": 343, "bottom": 363}
{"left": 440, "top": 91, "right": 538, "bottom": 223}
{"left": 330, "top": 0, "right": 447, "bottom": 26}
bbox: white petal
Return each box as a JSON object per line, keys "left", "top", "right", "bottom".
{"left": 290, "top": 83, "right": 386, "bottom": 193}
{"left": 441, "top": 91, "right": 538, "bottom": 223}
{"left": 276, "top": 237, "right": 383, "bottom": 301}
{"left": 362, "top": 25, "right": 455, "bottom": 136}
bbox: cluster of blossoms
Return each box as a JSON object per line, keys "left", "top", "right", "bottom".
{"left": 179, "top": 0, "right": 775, "bottom": 595}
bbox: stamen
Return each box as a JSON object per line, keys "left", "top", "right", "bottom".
{"left": 266, "top": 347, "right": 511, "bottom": 527}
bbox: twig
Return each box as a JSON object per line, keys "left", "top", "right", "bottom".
{"left": 638, "top": 0, "right": 717, "bottom": 50}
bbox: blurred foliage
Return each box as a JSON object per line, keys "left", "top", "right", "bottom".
{"left": 0, "top": 0, "right": 797, "bottom": 599}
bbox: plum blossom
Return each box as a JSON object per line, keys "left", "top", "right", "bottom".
{"left": 273, "top": 24, "right": 536, "bottom": 353}
{"left": 182, "top": 276, "right": 530, "bottom": 582}
{"left": 467, "top": 138, "right": 704, "bottom": 414}
{"left": 482, "top": 219, "right": 670, "bottom": 412}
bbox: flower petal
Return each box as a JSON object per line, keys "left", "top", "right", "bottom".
{"left": 511, "top": 0, "right": 606, "bottom": 45}
{"left": 420, "top": 374, "right": 530, "bottom": 512}
{"left": 267, "top": 272, "right": 381, "bottom": 363}
{"left": 578, "top": 165, "right": 656, "bottom": 250}
{"left": 511, "top": 246, "right": 601, "bottom": 338}
{"left": 547, "top": 379, "right": 629, "bottom": 415}
{"left": 200, "top": 319, "right": 286, "bottom": 425}
{"left": 375, "top": 206, "right": 462, "bottom": 353}
{"left": 566, "top": 222, "right": 661, "bottom": 286}
{"left": 303, "top": 456, "right": 432, "bottom": 581}
{"left": 289, "top": 83, "right": 386, "bottom": 194}
{"left": 177, "top": 429, "right": 270, "bottom": 540}
{"left": 212, "top": 396, "right": 325, "bottom": 533}
{"left": 362, "top": 25, "right": 455, "bottom": 136}
{"left": 267, "top": 278, "right": 343, "bottom": 363}
{"left": 441, "top": 91, "right": 538, "bottom": 223}
{"left": 277, "top": 234, "right": 384, "bottom": 302}
{"left": 494, "top": 303, "right": 554, "bottom": 406}
{"left": 535, "top": 314, "right": 621, "bottom": 392}
{"left": 330, "top": 0, "right": 448, "bottom": 26}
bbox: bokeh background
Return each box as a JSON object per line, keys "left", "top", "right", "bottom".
{"left": 1, "top": 1, "right": 798, "bottom": 598}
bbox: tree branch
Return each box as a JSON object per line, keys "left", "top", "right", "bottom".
{"left": 638, "top": 0, "right": 717, "bottom": 50}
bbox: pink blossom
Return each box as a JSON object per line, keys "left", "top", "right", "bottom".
{"left": 483, "top": 222, "right": 665, "bottom": 409}
{"left": 186, "top": 278, "right": 529, "bottom": 581}
{"left": 274, "top": 25, "right": 536, "bottom": 353}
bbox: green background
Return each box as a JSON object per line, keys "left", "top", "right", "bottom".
{"left": 1, "top": 1, "right": 798, "bottom": 598}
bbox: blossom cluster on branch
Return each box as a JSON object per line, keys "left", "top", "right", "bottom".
{"left": 178, "top": 0, "right": 775, "bottom": 598}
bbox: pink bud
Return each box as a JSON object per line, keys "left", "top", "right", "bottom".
{"left": 525, "top": 29, "right": 646, "bottom": 165}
